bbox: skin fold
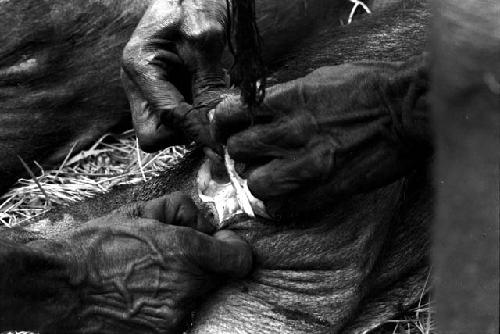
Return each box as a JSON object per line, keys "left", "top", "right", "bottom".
{"left": 0, "top": 0, "right": 434, "bottom": 333}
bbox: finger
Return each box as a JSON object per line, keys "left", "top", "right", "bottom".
{"left": 204, "top": 147, "right": 228, "bottom": 180}
{"left": 175, "top": 229, "right": 253, "bottom": 278}
{"left": 213, "top": 95, "right": 275, "bottom": 143}
{"left": 246, "top": 139, "right": 335, "bottom": 200}
{"left": 213, "top": 95, "right": 245, "bottom": 143}
{"left": 121, "top": 2, "right": 191, "bottom": 151}
{"left": 213, "top": 95, "right": 252, "bottom": 142}
{"left": 226, "top": 113, "right": 317, "bottom": 162}
{"left": 214, "top": 76, "right": 313, "bottom": 143}
{"left": 180, "top": 106, "right": 223, "bottom": 154}
{"left": 119, "top": 192, "right": 215, "bottom": 234}
{"left": 121, "top": 70, "right": 183, "bottom": 152}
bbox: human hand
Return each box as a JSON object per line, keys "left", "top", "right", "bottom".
{"left": 214, "top": 56, "right": 431, "bottom": 219}
{"left": 25, "top": 192, "right": 252, "bottom": 333}
{"left": 121, "top": 0, "right": 230, "bottom": 152}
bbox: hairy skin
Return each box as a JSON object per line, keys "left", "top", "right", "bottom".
{"left": 0, "top": 0, "right": 355, "bottom": 194}
{"left": 0, "top": 0, "right": 145, "bottom": 193}
{"left": 1, "top": 193, "right": 253, "bottom": 333}
{"left": 11, "top": 149, "right": 432, "bottom": 334}
{"left": 1, "top": 1, "right": 432, "bottom": 333}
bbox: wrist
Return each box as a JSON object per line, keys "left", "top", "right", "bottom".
{"left": 383, "top": 54, "right": 433, "bottom": 155}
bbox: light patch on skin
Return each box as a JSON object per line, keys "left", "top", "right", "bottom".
{"left": 180, "top": 0, "right": 226, "bottom": 39}
{"left": 197, "top": 156, "right": 269, "bottom": 229}
{"left": 223, "top": 148, "right": 256, "bottom": 218}
{"left": 25, "top": 214, "right": 78, "bottom": 239}
{"left": 197, "top": 159, "right": 242, "bottom": 227}
{"left": 202, "top": 107, "right": 269, "bottom": 228}
{"left": 1, "top": 57, "right": 38, "bottom": 75}
{"left": 484, "top": 72, "right": 500, "bottom": 95}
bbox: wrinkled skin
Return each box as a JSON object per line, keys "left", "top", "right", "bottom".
{"left": 1, "top": 0, "right": 497, "bottom": 333}
{"left": 119, "top": 0, "right": 429, "bottom": 157}
{"left": 7, "top": 149, "right": 432, "bottom": 334}
{"left": 0, "top": 0, "right": 352, "bottom": 194}
{"left": 1, "top": 193, "right": 252, "bottom": 333}
{"left": 1, "top": 1, "right": 432, "bottom": 333}
{"left": 213, "top": 57, "right": 431, "bottom": 219}
{"left": 120, "top": 0, "right": 231, "bottom": 152}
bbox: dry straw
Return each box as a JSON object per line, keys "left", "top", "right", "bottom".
{"left": 0, "top": 130, "right": 187, "bottom": 227}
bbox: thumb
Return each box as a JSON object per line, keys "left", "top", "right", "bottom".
{"left": 213, "top": 94, "right": 276, "bottom": 143}
{"left": 185, "top": 229, "right": 253, "bottom": 278}
{"left": 116, "top": 192, "right": 215, "bottom": 234}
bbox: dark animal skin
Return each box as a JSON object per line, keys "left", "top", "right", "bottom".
{"left": 0, "top": 0, "right": 358, "bottom": 194}
{"left": 0, "top": 1, "right": 432, "bottom": 333}
{"left": 0, "top": 0, "right": 145, "bottom": 193}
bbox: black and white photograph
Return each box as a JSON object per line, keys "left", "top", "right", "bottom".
{"left": 0, "top": 0, "right": 498, "bottom": 333}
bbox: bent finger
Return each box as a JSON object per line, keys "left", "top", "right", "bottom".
{"left": 226, "top": 113, "right": 317, "bottom": 162}
{"left": 213, "top": 95, "right": 275, "bottom": 143}
{"left": 121, "top": 1, "right": 191, "bottom": 151}
{"left": 213, "top": 79, "right": 307, "bottom": 143}
{"left": 118, "top": 192, "right": 215, "bottom": 234}
{"left": 176, "top": 229, "right": 253, "bottom": 278}
{"left": 246, "top": 139, "right": 335, "bottom": 200}
{"left": 121, "top": 70, "right": 182, "bottom": 152}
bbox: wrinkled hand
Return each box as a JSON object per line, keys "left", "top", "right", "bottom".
{"left": 121, "top": 0, "right": 230, "bottom": 152}
{"left": 24, "top": 192, "right": 252, "bottom": 334}
{"left": 214, "top": 56, "right": 432, "bottom": 219}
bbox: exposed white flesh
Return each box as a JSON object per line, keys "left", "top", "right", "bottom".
{"left": 197, "top": 152, "right": 269, "bottom": 228}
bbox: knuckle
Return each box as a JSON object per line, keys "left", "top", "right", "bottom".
{"left": 264, "top": 82, "right": 298, "bottom": 111}
{"left": 169, "top": 191, "right": 193, "bottom": 206}
{"left": 168, "top": 192, "right": 198, "bottom": 224}
{"left": 189, "top": 19, "right": 225, "bottom": 38}
{"left": 150, "top": 0, "right": 183, "bottom": 23}
{"left": 185, "top": 21, "right": 226, "bottom": 54}
{"left": 248, "top": 170, "right": 266, "bottom": 198}
{"left": 309, "top": 140, "right": 336, "bottom": 180}
{"left": 122, "top": 39, "right": 154, "bottom": 76}
{"left": 121, "top": 40, "right": 142, "bottom": 72}
{"left": 284, "top": 114, "right": 317, "bottom": 143}
{"left": 226, "top": 135, "right": 243, "bottom": 155}
{"left": 215, "top": 95, "right": 242, "bottom": 118}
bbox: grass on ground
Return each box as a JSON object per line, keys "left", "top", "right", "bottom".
{"left": 0, "top": 130, "right": 187, "bottom": 227}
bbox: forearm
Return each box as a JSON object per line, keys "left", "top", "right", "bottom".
{"left": 0, "top": 237, "right": 78, "bottom": 332}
